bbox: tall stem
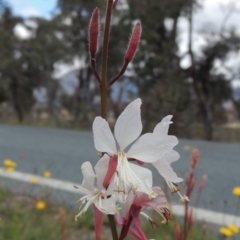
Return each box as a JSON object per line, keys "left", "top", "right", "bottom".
{"left": 100, "top": 1, "right": 118, "bottom": 239}
{"left": 100, "top": 0, "right": 113, "bottom": 119}
{"left": 108, "top": 214, "right": 118, "bottom": 240}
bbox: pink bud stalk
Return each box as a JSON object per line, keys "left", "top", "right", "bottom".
{"left": 125, "top": 22, "right": 142, "bottom": 63}
{"left": 89, "top": 8, "right": 100, "bottom": 57}
{"left": 93, "top": 205, "right": 103, "bottom": 240}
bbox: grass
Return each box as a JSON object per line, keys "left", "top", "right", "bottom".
{"left": 0, "top": 188, "right": 97, "bottom": 240}
{"left": 0, "top": 187, "right": 217, "bottom": 240}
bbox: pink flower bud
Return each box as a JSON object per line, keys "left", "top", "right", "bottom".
{"left": 187, "top": 209, "right": 194, "bottom": 226}
{"left": 125, "top": 22, "right": 142, "bottom": 62}
{"left": 89, "top": 8, "right": 100, "bottom": 56}
{"left": 103, "top": 155, "right": 118, "bottom": 188}
{"left": 175, "top": 223, "right": 182, "bottom": 240}
{"left": 190, "top": 149, "right": 200, "bottom": 169}
{"left": 199, "top": 174, "right": 207, "bottom": 190}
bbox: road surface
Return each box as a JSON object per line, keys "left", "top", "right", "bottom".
{"left": 0, "top": 124, "right": 239, "bottom": 217}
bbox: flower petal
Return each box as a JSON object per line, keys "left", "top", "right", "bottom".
{"left": 160, "top": 150, "right": 180, "bottom": 164}
{"left": 127, "top": 133, "right": 178, "bottom": 163}
{"left": 94, "top": 196, "right": 116, "bottom": 215}
{"left": 152, "top": 160, "right": 183, "bottom": 183}
{"left": 114, "top": 98, "right": 142, "bottom": 150}
{"left": 153, "top": 115, "right": 173, "bottom": 135}
{"left": 81, "top": 161, "right": 96, "bottom": 191}
{"left": 93, "top": 117, "right": 117, "bottom": 153}
{"left": 129, "top": 162, "right": 153, "bottom": 189}
{"left": 94, "top": 154, "right": 110, "bottom": 189}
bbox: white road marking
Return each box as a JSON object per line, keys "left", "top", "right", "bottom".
{"left": 0, "top": 168, "right": 239, "bottom": 227}
{"left": 171, "top": 205, "right": 240, "bottom": 227}
{"left": 0, "top": 168, "right": 79, "bottom": 193}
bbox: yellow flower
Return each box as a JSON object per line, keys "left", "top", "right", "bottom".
{"left": 228, "top": 224, "right": 239, "bottom": 233}
{"left": 220, "top": 227, "right": 233, "bottom": 237}
{"left": 4, "top": 167, "right": 15, "bottom": 172}
{"left": 30, "top": 178, "right": 39, "bottom": 184}
{"left": 183, "top": 145, "right": 191, "bottom": 151}
{"left": 43, "top": 171, "right": 51, "bottom": 178}
{"left": 233, "top": 187, "right": 240, "bottom": 196}
{"left": 36, "top": 201, "right": 46, "bottom": 210}
{"left": 3, "top": 159, "right": 17, "bottom": 168}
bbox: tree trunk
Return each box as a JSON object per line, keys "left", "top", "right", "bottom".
{"left": 188, "top": 2, "right": 213, "bottom": 140}
{"left": 231, "top": 97, "right": 240, "bottom": 120}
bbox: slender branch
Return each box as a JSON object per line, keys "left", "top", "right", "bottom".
{"left": 107, "top": 60, "right": 129, "bottom": 89}
{"left": 100, "top": 1, "right": 118, "bottom": 239}
{"left": 91, "top": 56, "right": 101, "bottom": 84}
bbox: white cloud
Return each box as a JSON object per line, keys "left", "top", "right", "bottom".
{"left": 53, "top": 57, "right": 86, "bottom": 79}
{"left": 24, "top": 19, "right": 38, "bottom": 29}
{"left": 232, "top": 79, "right": 240, "bottom": 88}
{"left": 14, "top": 23, "right": 32, "bottom": 39}
{"left": 178, "top": 0, "right": 240, "bottom": 51}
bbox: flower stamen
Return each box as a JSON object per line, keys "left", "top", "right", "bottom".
{"left": 75, "top": 190, "right": 102, "bottom": 221}
{"left": 116, "top": 151, "right": 156, "bottom": 198}
{"left": 166, "top": 180, "right": 189, "bottom": 202}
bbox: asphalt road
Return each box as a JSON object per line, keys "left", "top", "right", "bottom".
{"left": 0, "top": 124, "right": 239, "bottom": 215}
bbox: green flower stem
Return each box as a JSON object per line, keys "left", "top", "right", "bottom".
{"left": 100, "top": 0, "right": 113, "bottom": 120}
{"left": 107, "top": 214, "right": 118, "bottom": 240}
{"left": 100, "top": 1, "right": 118, "bottom": 239}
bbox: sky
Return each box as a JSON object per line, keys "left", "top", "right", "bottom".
{"left": 7, "top": 0, "right": 57, "bottom": 18}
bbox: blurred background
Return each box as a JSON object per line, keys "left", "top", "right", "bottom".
{"left": 0, "top": 0, "right": 240, "bottom": 142}
{"left": 0, "top": 1, "right": 240, "bottom": 239}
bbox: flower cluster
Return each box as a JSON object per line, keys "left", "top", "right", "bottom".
{"left": 75, "top": 99, "right": 188, "bottom": 239}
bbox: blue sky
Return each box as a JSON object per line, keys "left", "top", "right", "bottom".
{"left": 7, "top": 0, "right": 57, "bottom": 18}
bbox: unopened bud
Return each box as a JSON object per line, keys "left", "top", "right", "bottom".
{"left": 199, "top": 174, "right": 207, "bottom": 190}
{"left": 191, "top": 149, "right": 200, "bottom": 169}
{"left": 187, "top": 209, "right": 194, "bottom": 225}
{"left": 175, "top": 223, "right": 182, "bottom": 240}
{"left": 89, "top": 8, "right": 100, "bottom": 56}
{"left": 103, "top": 155, "right": 118, "bottom": 188}
{"left": 189, "top": 176, "right": 196, "bottom": 193}
{"left": 125, "top": 22, "right": 142, "bottom": 62}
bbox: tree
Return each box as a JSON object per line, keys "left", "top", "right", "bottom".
{"left": 0, "top": 7, "right": 26, "bottom": 122}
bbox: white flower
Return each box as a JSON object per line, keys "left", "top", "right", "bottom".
{"left": 92, "top": 99, "right": 178, "bottom": 199}
{"left": 75, "top": 158, "right": 116, "bottom": 221}
{"left": 152, "top": 115, "right": 189, "bottom": 202}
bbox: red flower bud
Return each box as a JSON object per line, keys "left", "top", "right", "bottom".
{"left": 190, "top": 149, "right": 200, "bottom": 169}
{"left": 199, "top": 174, "right": 207, "bottom": 190}
{"left": 89, "top": 8, "right": 100, "bottom": 56}
{"left": 103, "top": 155, "right": 118, "bottom": 189}
{"left": 125, "top": 22, "right": 142, "bottom": 62}
{"left": 175, "top": 223, "right": 182, "bottom": 240}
